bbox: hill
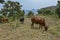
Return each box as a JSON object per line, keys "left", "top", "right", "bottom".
{"left": 41, "top": 6, "right": 56, "bottom": 10}
{"left": 39, "top": 6, "right": 57, "bottom": 13}
{"left": 0, "top": 15, "right": 60, "bottom": 40}
{"left": 24, "top": 6, "right": 57, "bottom": 15}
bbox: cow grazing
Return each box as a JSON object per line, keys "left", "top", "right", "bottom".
{"left": 2, "top": 18, "right": 8, "bottom": 22}
{"left": 31, "top": 16, "right": 48, "bottom": 31}
{"left": 20, "top": 16, "right": 24, "bottom": 24}
{"left": 0, "top": 18, "right": 8, "bottom": 23}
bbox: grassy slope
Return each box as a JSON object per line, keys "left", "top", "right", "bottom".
{"left": 0, "top": 15, "right": 60, "bottom": 40}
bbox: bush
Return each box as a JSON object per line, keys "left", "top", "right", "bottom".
{"left": 56, "top": 1, "right": 60, "bottom": 18}
{"left": 44, "top": 9, "right": 52, "bottom": 15}
{"left": 27, "top": 11, "right": 34, "bottom": 17}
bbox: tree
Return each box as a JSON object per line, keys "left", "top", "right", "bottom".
{"left": 0, "top": 0, "right": 5, "bottom": 18}
{"left": 56, "top": 1, "right": 60, "bottom": 18}
{"left": 0, "top": 0, "right": 5, "bottom": 4}
{"left": 43, "top": 9, "right": 53, "bottom": 15}
{"left": 1, "top": 1, "right": 22, "bottom": 19}
{"left": 37, "top": 9, "right": 45, "bottom": 14}
{"left": 20, "top": 10, "right": 25, "bottom": 16}
{"left": 37, "top": 9, "right": 53, "bottom": 15}
{"left": 27, "top": 11, "right": 34, "bottom": 17}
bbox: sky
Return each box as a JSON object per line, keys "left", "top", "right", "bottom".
{"left": 0, "top": 0, "right": 58, "bottom": 10}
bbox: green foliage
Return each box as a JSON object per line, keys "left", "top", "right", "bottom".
{"left": 9, "top": 22, "right": 15, "bottom": 29}
{"left": 9, "top": 20, "right": 20, "bottom": 29}
{"left": 20, "top": 10, "right": 25, "bottom": 17}
{"left": 37, "top": 9, "right": 45, "bottom": 14}
{"left": 43, "top": 9, "right": 53, "bottom": 15}
{"left": 37, "top": 9, "right": 54, "bottom": 15}
{"left": 56, "top": 1, "right": 60, "bottom": 18}
{"left": 7, "top": 1, "right": 22, "bottom": 17}
{"left": 0, "top": 0, "right": 25, "bottom": 20}
{"left": 0, "top": 16, "right": 3, "bottom": 18}
{"left": 27, "top": 11, "right": 34, "bottom": 17}
{"left": 0, "top": 0, "right": 5, "bottom": 4}
{"left": 9, "top": 16, "right": 15, "bottom": 22}
{"left": 15, "top": 20, "right": 20, "bottom": 28}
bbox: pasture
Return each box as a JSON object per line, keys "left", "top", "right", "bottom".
{"left": 0, "top": 15, "right": 60, "bottom": 40}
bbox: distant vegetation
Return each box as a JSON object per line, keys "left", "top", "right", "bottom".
{"left": 27, "top": 11, "right": 34, "bottom": 17}
{"left": 0, "top": 0, "right": 60, "bottom": 19}
{"left": 0, "top": 0, "right": 25, "bottom": 21}
{"left": 37, "top": 6, "right": 56, "bottom": 15}
{"left": 37, "top": 1, "right": 60, "bottom": 19}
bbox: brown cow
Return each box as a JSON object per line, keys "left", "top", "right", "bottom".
{"left": 2, "top": 18, "right": 8, "bottom": 22}
{"left": 31, "top": 16, "right": 48, "bottom": 31}
{"left": 0, "top": 18, "right": 8, "bottom": 23}
{"left": 0, "top": 18, "right": 3, "bottom": 23}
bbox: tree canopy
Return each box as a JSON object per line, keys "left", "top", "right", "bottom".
{"left": 0, "top": 0, "right": 5, "bottom": 4}
{"left": 56, "top": 1, "right": 60, "bottom": 18}
{"left": 27, "top": 11, "right": 34, "bottom": 17}
{"left": 0, "top": 1, "right": 24, "bottom": 19}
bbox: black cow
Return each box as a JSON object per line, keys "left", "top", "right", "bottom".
{"left": 20, "top": 16, "right": 24, "bottom": 24}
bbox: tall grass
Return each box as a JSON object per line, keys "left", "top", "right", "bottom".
{"left": 15, "top": 20, "right": 20, "bottom": 28}
{"left": 9, "top": 22, "right": 15, "bottom": 29}
{"left": 9, "top": 20, "right": 20, "bottom": 29}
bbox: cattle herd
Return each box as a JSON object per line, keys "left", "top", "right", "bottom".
{"left": 17, "top": 16, "right": 48, "bottom": 31}
{"left": 0, "top": 16, "right": 48, "bottom": 31}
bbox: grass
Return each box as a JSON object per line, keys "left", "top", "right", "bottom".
{"left": 0, "top": 15, "right": 60, "bottom": 40}
{"left": 8, "top": 20, "right": 20, "bottom": 29}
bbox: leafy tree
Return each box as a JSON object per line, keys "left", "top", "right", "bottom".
{"left": 20, "top": 10, "right": 25, "bottom": 16}
{"left": 0, "top": 0, "right": 5, "bottom": 4}
{"left": 37, "top": 9, "right": 53, "bottom": 15}
{"left": 1, "top": 1, "right": 22, "bottom": 19}
{"left": 56, "top": 1, "right": 60, "bottom": 18}
{"left": 43, "top": 9, "right": 53, "bottom": 15}
{"left": 37, "top": 9, "right": 45, "bottom": 14}
{"left": 0, "top": 0, "right": 5, "bottom": 18}
{"left": 22, "top": 10, "right": 25, "bottom": 16}
{"left": 27, "top": 11, "right": 34, "bottom": 17}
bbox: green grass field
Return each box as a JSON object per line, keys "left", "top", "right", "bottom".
{"left": 0, "top": 15, "right": 60, "bottom": 40}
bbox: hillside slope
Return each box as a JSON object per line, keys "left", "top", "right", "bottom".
{"left": 0, "top": 15, "right": 60, "bottom": 40}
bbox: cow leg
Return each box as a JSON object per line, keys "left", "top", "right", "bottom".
{"left": 31, "top": 22, "right": 34, "bottom": 28}
{"left": 7, "top": 20, "right": 9, "bottom": 23}
{"left": 39, "top": 25, "right": 42, "bottom": 29}
{"left": 22, "top": 20, "right": 24, "bottom": 24}
{"left": 44, "top": 26, "right": 48, "bottom": 31}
